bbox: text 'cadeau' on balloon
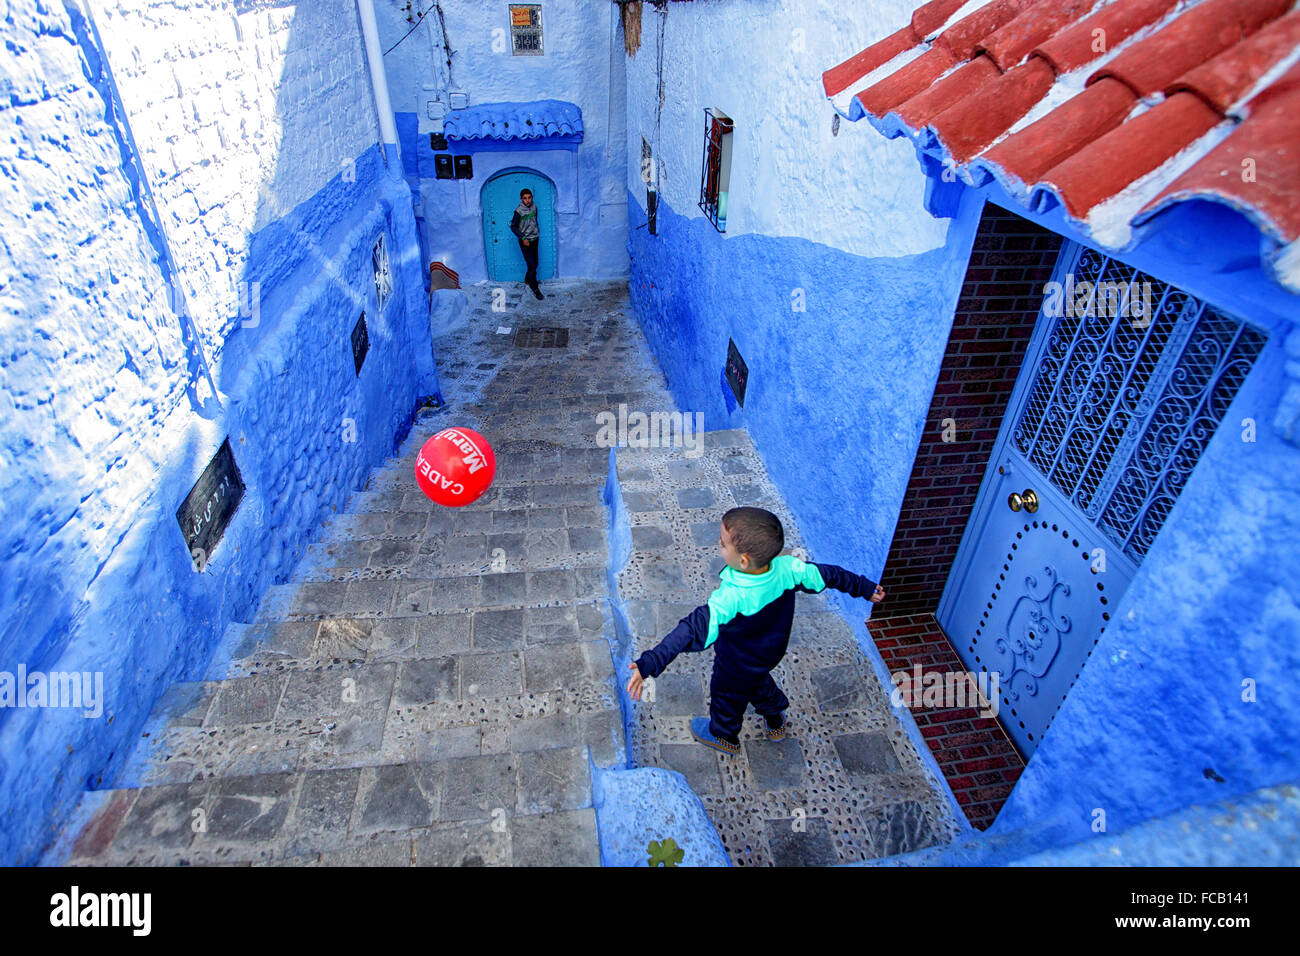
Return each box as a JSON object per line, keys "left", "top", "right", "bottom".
{"left": 414, "top": 427, "right": 496, "bottom": 507}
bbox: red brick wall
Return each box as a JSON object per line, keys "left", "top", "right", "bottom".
{"left": 879, "top": 204, "right": 1063, "bottom": 617}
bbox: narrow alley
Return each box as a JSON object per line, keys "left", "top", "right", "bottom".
{"left": 8, "top": 0, "right": 1299, "bottom": 886}
{"left": 49, "top": 280, "right": 959, "bottom": 866}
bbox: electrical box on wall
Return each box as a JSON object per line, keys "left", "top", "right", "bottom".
{"left": 435, "top": 155, "right": 453, "bottom": 179}
{"left": 430, "top": 132, "right": 447, "bottom": 150}
{"left": 454, "top": 155, "right": 473, "bottom": 180}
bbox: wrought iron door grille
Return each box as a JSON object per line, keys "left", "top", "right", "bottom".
{"left": 1012, "top": 248, "right": 1266, "bottom": 564}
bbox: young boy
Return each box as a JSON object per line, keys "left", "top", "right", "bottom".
{"left": 626, "top": 506, "right": 885, "bottom": 754}
{"left": 509, "top": 188, "right": 544, "bottom": 300}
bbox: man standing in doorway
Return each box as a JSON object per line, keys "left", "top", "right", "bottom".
{"left": 510, "top": 188, "right": 544, "bottom": 300}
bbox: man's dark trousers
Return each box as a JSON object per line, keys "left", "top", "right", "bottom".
{"left": 518, "top": 237, "right": 539, "bottom": 289}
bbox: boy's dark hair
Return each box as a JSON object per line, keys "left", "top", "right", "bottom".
{"left": 520, "top": 188, "right": 533, "bottom": 198}
{"left": 722, "top": 507, "right": 784, "bottom": 568}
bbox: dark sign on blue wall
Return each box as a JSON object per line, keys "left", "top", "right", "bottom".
{"left": 177, "top": 437, "right": 245, "bottom": 572}
{"left": 725, "top": 338, "right": 748, "bottom": 407}
{"left": 352, "top": 311, "right": 369, "bottom": 375}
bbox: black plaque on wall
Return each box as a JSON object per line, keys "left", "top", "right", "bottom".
{"left": 176, "top": 437, "right": 246, "bottom": 572}
{"left": 453, "top": 155, "right": 473, "bottom": 179}
{"left": 352, "top": 311, "right": 369, "bottom": 375}
{"left": 725, "top": 338, "right": 749, "bottom": 407}
{"left": 434, "top": 154, "right": 454, "bottom": 179}
{"left": 430, "top": 132, "right": 448, "bottom": 151}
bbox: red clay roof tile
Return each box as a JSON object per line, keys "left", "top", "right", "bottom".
{"left": 822, "top": 0, "right": 1300, "bottom": 290}
{"left": 1141, "top": 60, "right": 1300, "bottom": 241}
{"left": 979, "top": 77, "right": 1137, "bottom": 185}
{"left": 911, "top": 0, "right": 973, "bottom": 38}
{"left": 822, "top": 25, "right": 917, "bottom": 98}
{"left": 1039, "top": 92, "right": 1223, "bottom": 217}
{"left": 857, "top": 46, "right": 958, "bottom": 116}
{"left": 1166, "top": 10, "right": 1300, "bottom": 113}
{"left": 1032, "top": 0, "right": 1178, "bottom": 75}
{"left": 976, "top": 0, "right": 1095, "bottom": 72}
{"left": 926, "top": 56, "right": 1058, "bottom": 161}
{"left": 937, "top": 0, "right": 1042, "bottom": 62}
{"left": 822, "top": 0, "right": 970, "bottom": 98}
{"left": 1090, "top": 0, "right": 1292, "bottom": 98}
{"left": 895, "top": 52, "right": 1003, "bottom": 129}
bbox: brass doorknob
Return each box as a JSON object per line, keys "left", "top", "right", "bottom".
{"left": 1008, "top": 489, "right": 1039, "bottom": 513}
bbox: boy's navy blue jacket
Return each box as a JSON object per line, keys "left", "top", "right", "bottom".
{"left": 634, "top": 555, "right": 878, "bottom": 687}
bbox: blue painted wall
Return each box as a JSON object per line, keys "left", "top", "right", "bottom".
{"left": 626, "top": 186, "right": 981, "bottom": 594}
{"left": 0, "top": 7, "right": 437, "bottom": 864}
{"left": 627, "top": 171, "right": 1300, "bottom": 860}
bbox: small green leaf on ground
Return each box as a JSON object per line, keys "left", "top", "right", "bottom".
{"left": 647, "top": 837, "right": 685, "bottom": 867}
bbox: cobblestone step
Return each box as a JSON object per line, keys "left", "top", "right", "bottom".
{"left": 63, "top": 760, "right": 602, "bottom": 867}
{"left": 115, "top": 648, "right": 622, "bottom": 785}
{"left": 357, "top": 462, "right": 611, "bottom": 500}
{"left": 343, "top": 476, "right": 609, "bottom": 514}
{"left": 433, "top": 388, "right": 677, "bottom": 416}
{"left": 247, "top": 564, "right": 610, "bottom": 628}
{"left": 298, "top": 529, "right": 610, "bottom": 582}
{"left": 216, "top": 599, "right": 613, "bottom": 673}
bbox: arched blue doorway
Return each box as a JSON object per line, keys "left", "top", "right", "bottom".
{"left": 481, "top": 169, "right": 557, "bottom": 282}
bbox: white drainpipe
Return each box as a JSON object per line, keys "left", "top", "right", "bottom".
{"left": 357, "top": 0, "right": 402, "bottom": 176}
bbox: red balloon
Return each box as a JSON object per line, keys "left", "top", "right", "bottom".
{"left": 415, "top": 427, "right": 496, "bottom": 507}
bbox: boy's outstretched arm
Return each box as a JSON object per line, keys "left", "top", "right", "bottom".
{"left": 795, "top": 558, "right": 885, "bottom": 603}
{"left": 628, "top": 604, "right": 711, "bottom": 694}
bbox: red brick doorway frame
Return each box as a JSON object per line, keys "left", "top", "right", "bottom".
{"left": 870, "top": 201, "right": 1063, "bottom": 830}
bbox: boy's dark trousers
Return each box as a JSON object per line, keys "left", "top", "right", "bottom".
{"left": 710, "top": 672, "right": 789, "bottom": 744}
{"left": 517, "top": 237, "right": 539, "bottom": 289}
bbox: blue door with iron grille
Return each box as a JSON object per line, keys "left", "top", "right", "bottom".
{"left": 482, "top": 169, "right": 556, "bottom": 282}
{"left": 937, "top": 241, "right": 1267, "bottom": 758}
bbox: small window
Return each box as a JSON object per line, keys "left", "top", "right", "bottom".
{"left": 641, "top": 136, "right": 654, "bottom": 188}
{"left": 510, "top": 4, "right": 543, "bottom": 56}
{"left": 372, "top": 234, "right": 392, "bottom": 311}
{"left": 699, "top": 108, "right": 733, "bottom": 233}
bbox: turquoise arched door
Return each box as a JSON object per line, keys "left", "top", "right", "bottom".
{"left": 482, "top": 170, "right": 556, "bottom": 282}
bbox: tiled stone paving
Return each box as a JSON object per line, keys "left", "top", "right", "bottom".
{"left": 867, "top": 613, "right": 1026, "bottom": 830}
{"left": 49, "top": 278, "right": 961, "bottom": 866}
{"left": 614, "top": 436, "right": 962, "bottom": 865}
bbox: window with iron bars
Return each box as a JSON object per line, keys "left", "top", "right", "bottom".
{"left": 509, "top": 4, "right": 543, "bottom": 55}
{"left": 699, "top": 108, "right": 733, "bottom": 233}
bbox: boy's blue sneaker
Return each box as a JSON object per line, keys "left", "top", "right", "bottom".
{"left": 691, "top": 716, "right": 740, "bottom": 755}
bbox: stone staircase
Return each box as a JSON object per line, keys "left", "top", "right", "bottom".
{"left": 47, "top": 278, "right": 965, "bottom": 866}
{"left": 50, "top": 279, "right": 663, "bottom": 866}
